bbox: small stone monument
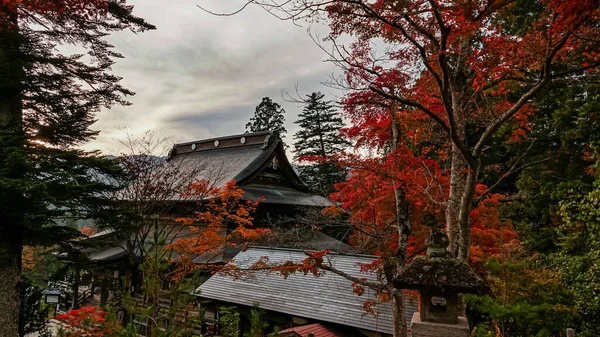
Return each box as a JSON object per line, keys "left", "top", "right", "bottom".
{"left": 394, "top": 228, "right": 488, "bottom": 337}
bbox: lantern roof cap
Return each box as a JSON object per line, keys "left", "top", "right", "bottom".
{"left": 393, "top": 256, "right": 489, "bottom": 294}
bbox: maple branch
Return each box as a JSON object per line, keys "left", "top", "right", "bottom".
{"left": 339, "top": 0, "right": 445, "bottom": 90}
{"left": 196, "top": 1, "right": 257, "bottom": 17}
{"left": 318, "top": 255, "right": 386, "bottom": 290}
{"left": 401, "top": 14, "right": 440, "bottom": 50}
{"left": 414, "top": 183, "right": 447, "bottom": 207}
{"left": 472, "top": 0, "right": 515, "bottom": 21}
{"left": 473, "top": 66, "right": 548, "bottom": 156}
{"left": 393, "top": 19, "right": 444, "bottom": 89}
{"left": 473, "top": 16, "right": 587, "bottom": 159}
{"left": 372, "top": 81, "right": 474, "bottom": 166}
{"left": 368, "top": 86, "right": 449, "bottom": 132}
{"left": 411, "top": 162, "right": 447, "bottom": 207}
{"left": 426, "top": 0, "right": 478, "bottom": 170}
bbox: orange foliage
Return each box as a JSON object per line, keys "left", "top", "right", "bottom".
{"left": 167, "top": 180, "right": 267, "bottom": 280}
{"left": 22, "top": 246, "right": 38, "bottom": 270}
{"left": 80, "top": 226, "right": 96, "bottom": 237}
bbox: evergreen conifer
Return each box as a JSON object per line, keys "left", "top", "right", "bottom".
{"left": 0, "top": 3, "right": 154, "bottom": 335}
{"left": 245, "top": 97, "right": 287, "bottom": 137}
{"left": 293, "top": 92, "right": 348, "bottom": 196}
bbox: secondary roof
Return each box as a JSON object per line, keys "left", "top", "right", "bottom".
{"left": 196, "top": 247, "right": 418, "bottom": 335}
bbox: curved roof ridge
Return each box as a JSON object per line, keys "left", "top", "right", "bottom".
{"left": 173, "top": 130, "right": 274, "bottom": 148}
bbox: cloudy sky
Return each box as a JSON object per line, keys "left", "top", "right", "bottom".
{"left": 83, "top": 0, "right": 341, "bottom": 155}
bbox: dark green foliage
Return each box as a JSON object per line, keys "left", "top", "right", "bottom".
{"left": 244, "top": 304, "right": 268, "bottom": 337}
{"left": 218, "top": 306, "right": 241, "bottom": 337}
{"left": 500, "top": 81, "right": 600, "bottom": 252}
{"left": 293, "top": 92, "right": 349, "bottom": 196}
{"left": 246, "top": 97, "right": 287, "bottom": 137}
{"left": 554, "top": 186, "right": 600, "bottom": 336}
{"left": 467, "top": 79, "right": 600, "bottom": 337}
{"left": 467, "top": 72, "right": 600, "bottom": 337}
{"left": 0, "top": 1, "right": 155, "bottom": 244}
{"left": 0, "top": 3, "right": 153, "bottom": 335}
{"left": 117, "top": 220, "right": 203, "bottom": 337}
{"left": 467, "top": 258, "right": 576, "bottom": 337}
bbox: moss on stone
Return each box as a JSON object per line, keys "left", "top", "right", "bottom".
{"left": 393, "top": 256, "right": 489, "bottom": 294}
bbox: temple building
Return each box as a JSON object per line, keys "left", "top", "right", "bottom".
{"left": 167, "top": 130, "right": 332, "bottom": 221}
{"left": 75, "top": 131, "right": 342, "bottom": 305}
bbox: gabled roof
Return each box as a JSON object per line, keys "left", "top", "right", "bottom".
{"left": 167, "top": 131, "right": 331, "bottom": 207}
{"left": 196, "top": 247, "right": 418, "bottom": 335}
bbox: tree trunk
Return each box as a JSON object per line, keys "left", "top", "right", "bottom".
{"left": 0, "top": 7, "right": 25, "bottom": 337}
{"left": 446, "top": 142, "right": 467, "bottom": 257}
{"left": 100, "top": 270, "right": 111, "bottom": 308}
{"left": 0, "top": 232, "right": 22, "bottom": 337}
{"left": 445, "top": 102, "right": 468, "bottom": 258}
{"left": 457, "top": 161, "right": 480, "bottom": 260}
{"left": 389, "top": 103, "right": 409, "bottom": 337}
{"left": 71, "top": 266, "right": 81, "bottom": 309}
{"left": 391, "top": 286, "right": 408, "bottom": 337}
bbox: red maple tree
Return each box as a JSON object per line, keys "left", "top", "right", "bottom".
{"left": 227, "top": 1, "right": 600, "bottom": 335}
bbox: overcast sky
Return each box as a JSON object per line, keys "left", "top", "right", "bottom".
{"left": 82, "top": 0, "right": 341, "bottom": 156}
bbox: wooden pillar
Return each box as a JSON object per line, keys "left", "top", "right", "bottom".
{"left": 71, "top": 266, "right": 81, "bottom": 309}
{"left": 100, "top": 270, "right": 110, "bottom": 308}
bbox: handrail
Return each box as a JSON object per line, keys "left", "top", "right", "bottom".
{"left": 76, "top": 287, "right": 93, "bottom": 306}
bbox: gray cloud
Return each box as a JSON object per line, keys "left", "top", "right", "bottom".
{"left": 82, "top": 0, "right": 342, "bottom": 155}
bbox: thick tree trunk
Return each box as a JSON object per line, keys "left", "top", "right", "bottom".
{"left": 446, "top": 111, "right": 468, "bottom": 258}
{"left": 389, "top": 103, "right": 409, "bottom": 337}
{"left": 0, "top": 232, "right": 22, "bottom": 337}
{"left": 446, "top": 142, "right": 467, "bottom": 257}
{"left": 457, "top": 161, "right": 480, "bottom": 260}
{"left": 391, "top": 286, "right": 408, "bottom": 337}
{"left": 446, "top": 38, "right": 475, "bottom": 260}
{"left": 0, "top": 7, "right": 25, "bottom": 337}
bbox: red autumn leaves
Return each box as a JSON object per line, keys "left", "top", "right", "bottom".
{"left": 55, "top": 306, "right": 113, "bottom": 337}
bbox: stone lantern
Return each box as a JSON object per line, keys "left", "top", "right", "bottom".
{"left": 393, "top": 229, "right": 488, "bottom": 337}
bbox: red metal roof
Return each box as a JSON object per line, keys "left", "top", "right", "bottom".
{"left": 278, "top": 323, "right": 344, "bottom": 337}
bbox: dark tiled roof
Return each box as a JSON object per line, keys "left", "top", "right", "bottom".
{"left": 242, "top": 184, "right": 331, "bottom": 206}
{"left": 196, "top": 247, "right": 418, "bottom": 335}
{"left": 88, "top": 245, "right": 127, "bottom": 263}
{"left": 259, "top": 229, "right": 356, "bottom": 254}
{"left": 168, "top": 131, "right": 331, "bottom": 207}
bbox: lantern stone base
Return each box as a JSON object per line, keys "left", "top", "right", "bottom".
{"left": 411, "top": 312, "right": 470, "bottom": 337}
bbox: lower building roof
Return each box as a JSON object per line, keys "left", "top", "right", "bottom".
{"left": 241, "top": 184, "right": 331, "bottom": 207}
{"left": 196, "top": 247, "right": 418, "bottom": 335}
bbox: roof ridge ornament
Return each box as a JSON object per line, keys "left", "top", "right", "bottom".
{"left": 261, "top": 133, "right": 272, "bottom": 149}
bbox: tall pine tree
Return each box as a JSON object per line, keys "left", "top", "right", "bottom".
{"left": 0, "top": 2, "right": 154, "bottom": 336}
{"left": 246, "top": 97, "right": 287, "bottom": 137}
{"left": 293, "top": 92, "right": 348, "bottom": 197}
